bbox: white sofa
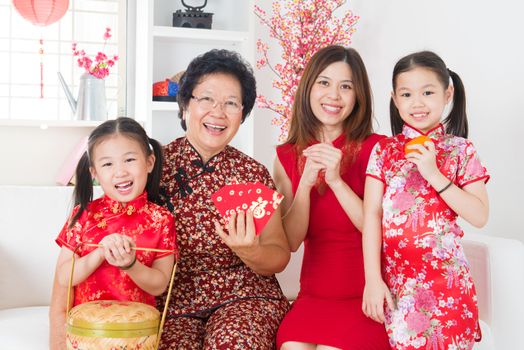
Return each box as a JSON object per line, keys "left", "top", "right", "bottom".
{"left": 1, "top": 185, "right": 523, "bottom": 349}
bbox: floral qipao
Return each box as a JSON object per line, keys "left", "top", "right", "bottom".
{"left": 159, "top": 138, "right": 287, "bottom": 315}
{"left": 157, "top": 137, "right": 289, "bottom": 349}
{"left": 56, "top": 192, "right": 177, "bottom": 307}
{"left": 366, "top": 124, "right": 489, "bottom": 350}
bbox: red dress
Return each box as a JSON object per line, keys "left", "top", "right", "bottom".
{"left": 56, "top": 192, "right": 177, "bottom": 307}
{"left": 366, "top": 124, "right": 489, "bottom": 349}
{"left": 276, "top": 133, "right": 390, "bottom": 350}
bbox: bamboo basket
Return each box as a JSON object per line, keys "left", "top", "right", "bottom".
{"left": 65, "top": 244, "right": 177, "bottom": 350}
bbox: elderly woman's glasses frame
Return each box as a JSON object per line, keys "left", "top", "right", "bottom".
{"left": 191, "top": 95, "right": 243, "bottom": 114}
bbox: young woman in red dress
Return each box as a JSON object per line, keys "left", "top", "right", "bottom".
{"left": 51, "top": 117, "right": 177, "bottom": 347}
{"left": 274, "top": 45, "right": 390, "bottom": 350}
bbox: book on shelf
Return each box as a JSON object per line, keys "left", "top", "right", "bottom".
{"left": 55, "top": 136, "right": 88, "bottom": 186}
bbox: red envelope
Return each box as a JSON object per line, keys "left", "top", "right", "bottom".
{"left": 211, "top": 181, "right": 284, "bottom": 235}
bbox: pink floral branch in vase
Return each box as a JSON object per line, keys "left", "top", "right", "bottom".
{"left": 72, "top": 27, "right": 119, "bottom": 79}
{"left": 255, "top": 0, "right": 359, "bottom": 141}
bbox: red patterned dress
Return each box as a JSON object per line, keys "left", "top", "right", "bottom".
{"left": 366, "top": 124, "right": 489, "bottom": 350}
{"left": 56, "top": 192, "right": 177, "bottom": 306}
{"left": 276, "top": 133, "right": 391, "bottom": 350}
{"left": 158, "top": 137, "right": 289, "bottom": 350}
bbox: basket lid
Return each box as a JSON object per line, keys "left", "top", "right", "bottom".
{"left": 68, "top": 300, "right": 159, "bottom": 332}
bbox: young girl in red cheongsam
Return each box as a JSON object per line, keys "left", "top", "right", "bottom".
{"left": 362, "top": 51, "right": 489, "bottom": 350}
{"left": 54, "top": 117, "right": 177, "bottom": 309}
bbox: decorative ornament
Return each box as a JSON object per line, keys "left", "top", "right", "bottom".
{"left": 39, "top": 38, "right": 44, "bottom": 98}
{"left": 255, "top": 0, "right": 359, "bottom": 141}
{"left": 173, "top": 0, "right": 213, "bottom": 29}
{"left": 12, "top": 0, "right": 70, "bottom": 98}
{"left": 12, "top": 0, "right": 69, "bottom": 27}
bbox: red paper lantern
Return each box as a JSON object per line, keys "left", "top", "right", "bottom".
{"left": 12, "top": 0, "right": 70, "bottom": 27}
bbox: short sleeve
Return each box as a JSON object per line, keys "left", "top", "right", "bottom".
{"left": 457, "top": 140, "right": 490, "bottom": 187}
{"left": 55, "top": 206, "right": 83, "bottom": 251}
{"left": 366, "top": 141, "right": 386, "bottom": 183}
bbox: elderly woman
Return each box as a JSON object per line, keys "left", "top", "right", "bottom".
{"left": 157, "top": 49, "right": 290, "bottom": 349}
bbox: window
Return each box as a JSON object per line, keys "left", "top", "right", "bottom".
{"left": 0, "top": 0, "right": 125, "bottom": 121}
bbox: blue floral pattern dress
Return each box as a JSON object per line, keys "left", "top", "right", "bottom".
{"left": 366, "top": 124, "right": 489, "bottom": 350}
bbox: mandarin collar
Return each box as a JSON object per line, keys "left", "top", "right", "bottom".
{"left": 101, "top": 191, "right": 148, "bottom": 216}
{"left": 183, "top": 137, "right": 226, "bottom": 169}
{"left": 402, "top": 123, "right": 445, "bottom": 140}
{"left": 313, "top": 132, "right": 346, "bottom": 148}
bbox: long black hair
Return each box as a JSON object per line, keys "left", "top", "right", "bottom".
{"left": 69, "top": 117, "right": 163, "bottom": 228}
{"left": 390, "top": 51, "right": 468, "bottom": 138}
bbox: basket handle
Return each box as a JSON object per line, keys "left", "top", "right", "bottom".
{"left": 66, "top": 243, "right": 178, "bottom": 349}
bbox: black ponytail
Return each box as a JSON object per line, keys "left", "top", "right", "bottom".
{"left": 390, "top": 51, "right": 469, "bottom": 138}
{"left": 443, "top": 69, "right": 468, "bottom": 138}
{"left": 69, "top": 152, "right": 94, "bottom": 228}
{"left": 146, "top": 137, "right": 163, "bottom": 205}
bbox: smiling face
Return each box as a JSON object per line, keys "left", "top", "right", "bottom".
{"left": 392, "top": 67, "right": 453, "bottom": 133}
{"left": 309, "top": 61, "right": 356, "bottom": 140}
{"left": 183, "top": 73, "right": 243, "bottom": 162}
{"left": 90, "top": 134, "right": 155, "bottom": 204}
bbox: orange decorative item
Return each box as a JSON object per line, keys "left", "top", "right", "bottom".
{"left": 405, "top": 135, "right": 431, "bottom": 155}
{"left": 12, "top": 0, "right": 69, "bottom": 27}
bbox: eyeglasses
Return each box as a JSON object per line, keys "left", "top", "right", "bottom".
{"left": 191, "top": 95, "right": 243, "bottom": 114}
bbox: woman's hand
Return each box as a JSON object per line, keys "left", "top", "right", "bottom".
{"left": 298, "top": 154, "right": 324, "bottom": 190}
{"left": 215, "top": 210, "right": 259, "bottom": 257}
{"left": 302, "top": 143, "right": 343, "bottom": 188}
{"left": 405, "top": 140, "right": 441, "bottom": 182}
{"left": 362, "top": 278, "right": 394, "bottom": 324}
{"left": 99, "top": 234, "right": 136, "bottom": 268}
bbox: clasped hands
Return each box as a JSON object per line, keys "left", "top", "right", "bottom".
{"left": 300, "top": 142, "right": 343, "bottom": 189}
{"left": 98, "top": 233, "right": 136, "bottom": 269}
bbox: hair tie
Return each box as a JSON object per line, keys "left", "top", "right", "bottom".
{"left": 147, "top": 137, "right": 154, "bottom": 150}
{"left": 447, "top": 68, "right": 453, "bottom": 76}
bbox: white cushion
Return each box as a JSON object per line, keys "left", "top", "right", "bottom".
{"left": 0, "top": 186, "right": 74, "bottom": 309}
{"left": 0, "top": 306, "right": 49, "bottom": 350}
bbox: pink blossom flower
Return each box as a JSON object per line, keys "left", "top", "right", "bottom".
{"left": 255, "top": 0, "right": 359, "bottom": 141}
{"left": 392, "top": 191, "right": 416, "bottom": 212}
{"left": 103, "top": 27, "right": 112, "bottom": 40}
{"left": 406, "top": 310, "right": 431, "bottom": 334}
{"left": 72, "top": 28, "right": 118, "bottom": 79}
{"left": 414, "top": 288, "right": 437, "bottom": 311}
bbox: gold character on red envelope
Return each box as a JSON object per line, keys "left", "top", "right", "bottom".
{"left": 250, "top": 197, "right": 269, "bottom": 219}
{"left": 211, "top": 182, "right": 284, "bottom": 235}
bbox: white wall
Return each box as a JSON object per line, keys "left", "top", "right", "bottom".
{"left": 253, "top": 0, "right": 523, "bottom": 242}
{"left": 0, "top": 125, "right": 95, "bottom": 186}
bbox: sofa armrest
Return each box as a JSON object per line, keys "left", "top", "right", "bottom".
{"left": 463, "top": 232, "right": 524, "bottom": 350}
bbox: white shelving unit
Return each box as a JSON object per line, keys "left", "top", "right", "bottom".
{"left": 134, "top": 0, "right": 255, "bottom": 155}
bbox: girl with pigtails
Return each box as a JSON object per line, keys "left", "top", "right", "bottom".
{"left": 362, "top": 51, "right": 489, "bottom": 350}
{"left": 51, "top": 117, "right": 177, "bottom": 347}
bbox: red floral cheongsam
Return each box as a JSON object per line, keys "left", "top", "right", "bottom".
{"left": 56, "top": 192, "right": 177, "bottom": 307}
{"left": 366, "top": 124, "right": 489, "bottom": 350}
